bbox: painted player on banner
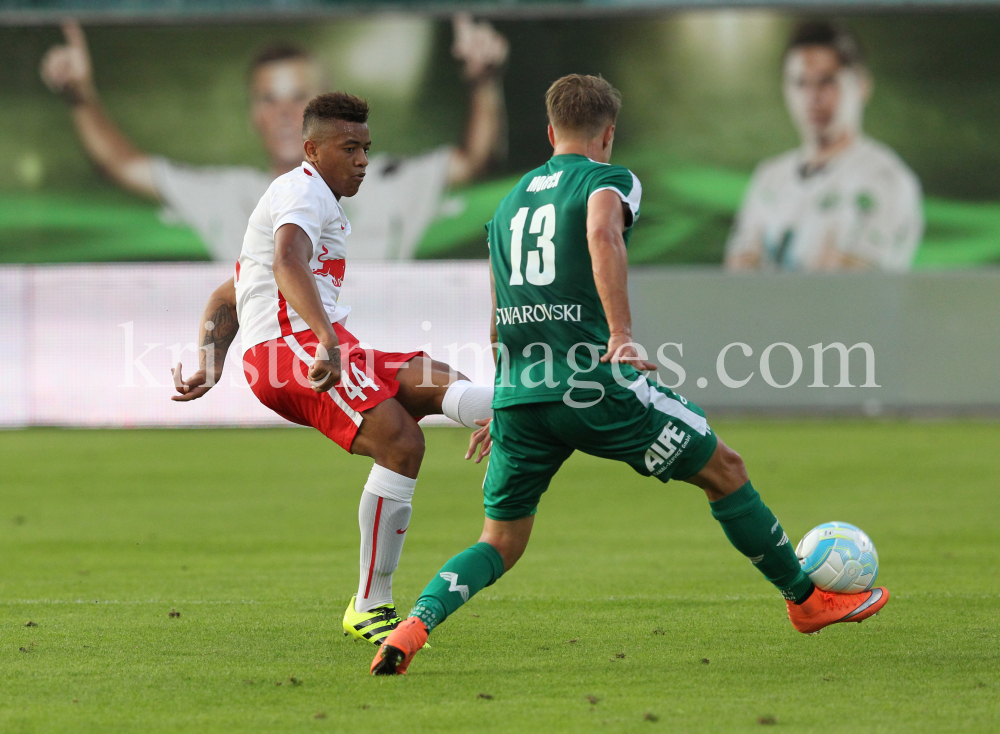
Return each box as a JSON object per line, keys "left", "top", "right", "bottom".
{"left": 725, "top": 22, "right": 923, "bottom": 272}
{"left": 40, "top": 16, "right": 508, "bottom": 262}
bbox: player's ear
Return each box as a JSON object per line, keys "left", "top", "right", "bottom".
{"left": 547, "top": 124, "right": 556, "bottom": 149}
{"left": 303, "top": 138, "right": 318, "bottom": 161}
{"left": 602, "top": 124, "right": 615, "bottom": 151}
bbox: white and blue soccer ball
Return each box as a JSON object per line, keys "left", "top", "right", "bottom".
{"left": 795, "top": 522, "right": 879, "bottom": 594}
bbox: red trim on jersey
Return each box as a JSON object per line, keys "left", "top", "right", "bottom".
{"left": 364, "top": 496, "right": 384, "bottom": 598}
{"left": 235, "top": 260, "right": 241, "bottom": 282}
{"left": 276, "top": 289, "right": 292, "bottom": 336}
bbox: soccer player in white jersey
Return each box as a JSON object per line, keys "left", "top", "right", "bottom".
{"left": 170, "top": 93, "right": 494, "bottom": 646}
{"left": 40, "top": 16, "right": 508, "bottom": 261}
{"left": 725, "top": 22, "right": 923, "bottom": 272}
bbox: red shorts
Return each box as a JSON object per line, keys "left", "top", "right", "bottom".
{"left": 242, "top": 323, "right": 424, "bottom": 451}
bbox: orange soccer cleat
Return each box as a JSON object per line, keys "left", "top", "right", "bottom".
{"left": 370, "top": 617, "right": 429, "bottom": 675}
{"left": 787, "top": 586, "right": 889, "bottom": 635}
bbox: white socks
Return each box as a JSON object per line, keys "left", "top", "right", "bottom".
{"left": 352, "top": 381, "right": 492, "bottom": 613}
{"left": 355, "top": 464, "right": 416, "bottom": 613}
{"left": 441, "top": 380, "right": 494, "bottom": 428}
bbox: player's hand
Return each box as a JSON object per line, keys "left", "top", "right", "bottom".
{"left": 171, "top": 362, "right": 214, "bottom": 402}
{"left": 601, "top": 333, "right": 657, "bottom": 371}
{"left": 465, "top": 418, "right": 492, "bottom": 464}
{"left": 40, "top": 20, "right": 96, "bottom": 104}
{"left": 452, "top": 14, "right": 509, "bottom": 83}
{"left": 308, "top": 342, "right": 341, "bottom": 394}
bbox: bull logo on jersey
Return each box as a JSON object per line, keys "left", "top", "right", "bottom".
{"left": 312, "top": 246, "right": 346, "bottom": 286}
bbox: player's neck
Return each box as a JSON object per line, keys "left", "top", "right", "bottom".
{"left": 802, "top": 131, "right": 857, "bottom": 170}
{"left": 551, "top": 140, "right": 610, "bottom": 163}
{"left": 271, "top": 158, "right": 305, "bottom": 178}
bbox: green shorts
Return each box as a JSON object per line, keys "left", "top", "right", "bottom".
{"left": 482, "top": 375, "right": 718, "bottom": 521}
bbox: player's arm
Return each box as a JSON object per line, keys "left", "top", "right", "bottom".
{"left": 588, "top": 190, "right": 657, "bottom": 370}
{"left": 818, "top": 172, "right": 924, "bottom": 272}
{"left": 171, "top": 277, "right": 238, "bottom": 401}
{"left": 724, "top": 218, "right": 765, "bottom": 270}
{"left": 272, "top": 223, "right": 341, "bottom": 393}
{"left": 724, "top": 173, "right": 765, "bottom": 271}
{"left": 816, "top": 244, "right": 877, "bottom": 271}
{"left": 725, "top": 244, "right": 764, "bottom": 271}
{"left": 815, "top": 218, "right": 876, "bottom": 270}
{"left": 40, "top": 20, "right": 159, "bottom": 200}
{"left": 447, "top": 14, "right": 509, "bottom": 186}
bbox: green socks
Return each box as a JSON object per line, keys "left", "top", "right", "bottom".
{"left": 710, "top": 482, "right": 813, "bottom": 602}
{"left": 409, "top": 482, "right": 808, "bottom": 634}
{"left": 410, "top": 542, "right": 505, "bottom": 633}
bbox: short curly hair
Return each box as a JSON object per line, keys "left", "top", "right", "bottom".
{"left": 545, "top": 74, "right": 621, "bottom": 135}
{"left": 302, "top": 92, "right": 369, "bottom": 138}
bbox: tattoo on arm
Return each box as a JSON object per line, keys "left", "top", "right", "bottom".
{"left": 201, "top": 302, "right": 239, "bottom": 374}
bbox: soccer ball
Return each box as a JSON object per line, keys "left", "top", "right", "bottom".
{"left": 795, "top": 522, "right": 879, "bottom": 593}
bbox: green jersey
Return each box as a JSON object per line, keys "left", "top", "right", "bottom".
{"left": 487, "top": 153, "right": 642, "bottom": 408}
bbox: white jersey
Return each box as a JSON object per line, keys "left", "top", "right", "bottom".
{"left": 726, "top": 137, "right": 923, "bottom": 272}
{"left": 151, "top": 147, "right": 452, "bottom": 262}
{"left": 235, "top": 162, "right": 351, "bottom": 351}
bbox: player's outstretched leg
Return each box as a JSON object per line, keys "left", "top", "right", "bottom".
{"left": 370, "top": 542, "right": 504, "bottom": 675}
{"left": 371, "top": 517, "right": 530, "bottom": 675}
{"left": 685, "top": 438, "right": 888, "bottom": 634}
{"left": 393, "top": 356, "right": 494, "bottom": 428}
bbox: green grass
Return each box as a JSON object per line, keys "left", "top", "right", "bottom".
{"left": 2, "top": 423, "right": 998, "bottom": 733}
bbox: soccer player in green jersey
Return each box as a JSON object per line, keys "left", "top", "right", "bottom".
{"left": 371, "top": 74, "right": 889, "bottom": 675}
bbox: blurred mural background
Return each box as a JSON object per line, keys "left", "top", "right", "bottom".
{"left": 1, "top": 1, "right": 998, "bottom": 427}
{"left": 2, "top": 10, "right": 999, "bottom": 267}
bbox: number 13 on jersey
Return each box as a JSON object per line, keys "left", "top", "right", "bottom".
{"left": 509, "top": 204, "right": 557, "bottom": 286}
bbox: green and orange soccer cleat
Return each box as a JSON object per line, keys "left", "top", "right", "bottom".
{"left": 787, "top": 586, "right": 889, "bottom": 634}
{"left": 370, "top": 617, "right": 429, "bottom": 675}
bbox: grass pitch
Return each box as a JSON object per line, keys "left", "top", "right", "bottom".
{"left": 2, "top": 423, "right": 998, "bottom": 733}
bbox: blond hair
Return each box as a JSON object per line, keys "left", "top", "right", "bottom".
{"left": 545, "top": 74, "right": 621, "bottom": 135}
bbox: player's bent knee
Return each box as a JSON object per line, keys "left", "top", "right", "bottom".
{"left": 386, "top": 421, "right": 425, "bottom": 464}
{"left": 721, "top": 444, "right": 747, "bottom": 479}
{"left": 482, "top": 536, "right": 526, "bottom": 572}
{"left": 686, "top": 439, "right": 749, "bottom": 499}
{"left": 709, "top": 442, "right": 748, "bottom": 483}
{"left": 404, "top": 427, "right": 426, "bottom": 461}
{"left": 479, "top": 516, "right": 533, "bottom": 572}
{"left": 351, "top": 401, "right": 425, "bottom": 475}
